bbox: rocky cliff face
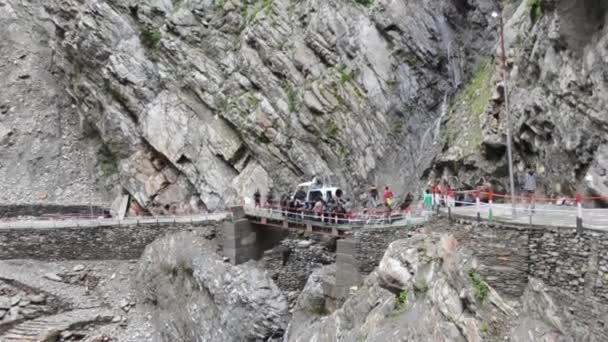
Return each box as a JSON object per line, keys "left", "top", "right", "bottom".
{"left": 2, "top": 0, "right": 608, "bottom": 210}
{"left": 1, "top": 0, "right": 498, "bottom": 211}
{"left": 433, "top": 0, "right": 608, "bottom": 198}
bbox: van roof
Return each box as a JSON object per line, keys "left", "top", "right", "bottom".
{"left": 308, "top": 187, "right": 340, "bottom": 191}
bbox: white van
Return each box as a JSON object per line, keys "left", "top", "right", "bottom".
{"left": 292, "top": 180, "right": 344, "bottom": 204}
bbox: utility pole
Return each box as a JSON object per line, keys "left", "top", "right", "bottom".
{"left": 492, "top": 11, "right": 517, "bottom": 218}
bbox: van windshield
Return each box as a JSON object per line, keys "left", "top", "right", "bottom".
{"left": 309, "top": 191, "right": 322, "bottom": 203}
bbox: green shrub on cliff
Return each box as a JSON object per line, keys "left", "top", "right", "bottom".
{"left": 339, "top": 65, "right": 352, "bottom": 84}
{"left": 311, "top": 303, "right": 330, "bottom": 316}
{"left": 354, "top": 0, "right": 373, "bottom": 6}
{"left": 281, "top": 82, "right": 298, "bottom": 113}
{"left": 394, "top": 289, "right": 409, "bottom": 311}
{"left": 442, "top": 57, "right": 493, "bottom": 156}
{"left": 140, "top": 27, "right": 161, "bottom": 50}
{"left": 528, "top": 0, "right": 543, "bottom": 23}
{"left": 469, "top": 271, "right": 489, "bottom": 303}
{"left": 97, "top": 145, "right": 118, "bottom": 176}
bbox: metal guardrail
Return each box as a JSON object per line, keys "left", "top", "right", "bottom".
{"left": 243, "top": 206, "right": 426, "bottom": 229}
{"left": 441, "top": 200, "right": 608, "bottom": 232}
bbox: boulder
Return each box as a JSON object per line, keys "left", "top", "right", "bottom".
{"left": 0, "top": 296, "right": 11, "bottom": 310}
{"left": 136, "top": 231, "right": 289, "bottom": 341}
{"left": 285, "top": 265, "right": 336, "bottom": 338}
{"left": 43, "top": 273, "right": 62, "bottom": 282}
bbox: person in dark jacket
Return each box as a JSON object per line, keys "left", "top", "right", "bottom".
{"left": 278, "top": 244, "right": 292, "bottom": 266}
{"left": 369, "top": 186, "right": 379, "bottom": 208}
{"left": 254, "top": 189, "right": 261, "bottom": 208}
{"left": 266, "top": 187, "right": 275, "bottom": 207}
{"left": 524, "top": 169, "right": 537, "bottom": 213}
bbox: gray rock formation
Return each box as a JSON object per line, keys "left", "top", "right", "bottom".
{"left": 136, "top": 231, "right": 289, "bottom": 341}
{"left": 432, "top": 0, "right": 608, "bottom": 200}
{"left": 286, "top": 232, "right": 519, "bottom": 341}
{"left": 511, "top": 278, "right": 570, "bottom": 342}
{"left": 284, "top": 264, "right": 336, "bottom": 339}
{"left": 1, "top": 0, "right": 498, "bottom": 211}
{"left": 287, "top": 229, "right": 606, "bottom": 341}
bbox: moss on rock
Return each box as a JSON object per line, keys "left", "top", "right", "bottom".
{"left": 442, "top": 58, "right": 494, "bottom": 158}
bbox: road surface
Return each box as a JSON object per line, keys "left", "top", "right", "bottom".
{"left": 444, "top": 202, "right": 608, "bottom": 231}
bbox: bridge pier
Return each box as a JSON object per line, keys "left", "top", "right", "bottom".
{"left": 332, "top": 239, "right": 362, "bottom": 305}
{"left": 223, "top": 206, "right": 289, "bottom": 265}
{"left": 223, "top": 207, "right": 260, "bottom": 265}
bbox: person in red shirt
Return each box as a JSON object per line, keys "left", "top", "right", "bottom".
{"left": 383, "top": 186, "right": 394, "bottom": 205}
{"left": 432, "top": 183, "right": 442, "bottom": 206}
{"left": 446, "top": 185, "right": 455, "bottom": 207}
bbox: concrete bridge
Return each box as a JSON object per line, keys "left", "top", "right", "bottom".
{"left": 222, "top": 206, "right": 425, "bottom": 264}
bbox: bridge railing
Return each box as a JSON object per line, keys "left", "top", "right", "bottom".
{"left": 441, "top": 190, "right": 608, "bottom": 231}
{"left": 243, "top": 205, "right": 425, "bottom": 228}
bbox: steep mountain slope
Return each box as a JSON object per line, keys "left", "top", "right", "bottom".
{"left": 1, "top": 0, "right": 498, "bottom": 211}
{"left": 0, "top": 2, "right": 116, "bottom": 206}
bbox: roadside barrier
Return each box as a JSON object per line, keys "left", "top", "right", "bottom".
{"left": 245, "top": 204, "right": 425, "bottom": 228}
{"left": 444, "top": 189, "right": 608, "bottom": 230}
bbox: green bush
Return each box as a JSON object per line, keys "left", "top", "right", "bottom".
{"left": 527, "top": 0, "right": 543, "bottom": 23}
{"left": 469, "top": 271, "right": 490, "bottom": 303}
{"left": 263, "top": 0, "right": 273, "bottom": 14}
{"left": 394, "top": 289, "right": 409, "bottom": 311}
{"left": 284, "top": 84, "right": 298, "bottom": 112}
{"left": 97, "top": 145, "right": 118, "bottom": 176}
{"left": 326, "top": 119, "right": 340, "bottom": 138}
{"left": 480, "top": 322, "right": 489, "bottom": 334}
{"left": 247, "top": 94, "right": 259, "bottom": 109}
{"left": 339, "top": 65, "right": 352, "bottom": 84}
{"left": 140, "top": 27, "right": 162, "bottom": 50}
{"left": 354, "top": 0, "right": 373, "bottom": 6}
{"left": 311, "top": 303, "right": 330, "bottom": 316}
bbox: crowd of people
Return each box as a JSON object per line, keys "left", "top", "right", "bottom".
{"left": 251, "top": 184, "right": 416, "bottom": 224}
{"left": 250, "top": 168, "right": 542, "bottom": 222}
{"left": 253, "top": 187, "right": 354, "bottom": 223}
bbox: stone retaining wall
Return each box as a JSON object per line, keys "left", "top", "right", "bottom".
{"left": 466, "top": 223, "right": 530, "bottom": 298}
{"left": 453, "top": 219, "right": 608, "bottom": 305}
{"left": 528, "top": 227, "right": 608, "bottom": 302}
{"left": 0, "top": 204, "right": 109, "bottom": 218}
{"left": 261, "top": 238, "right": 335, "bottom": 293}
{"left": 0, "top": 222, "right": 219, "bottom": 260}
{"left": 353, "top": 226, "right": 417, "bottom": 274}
